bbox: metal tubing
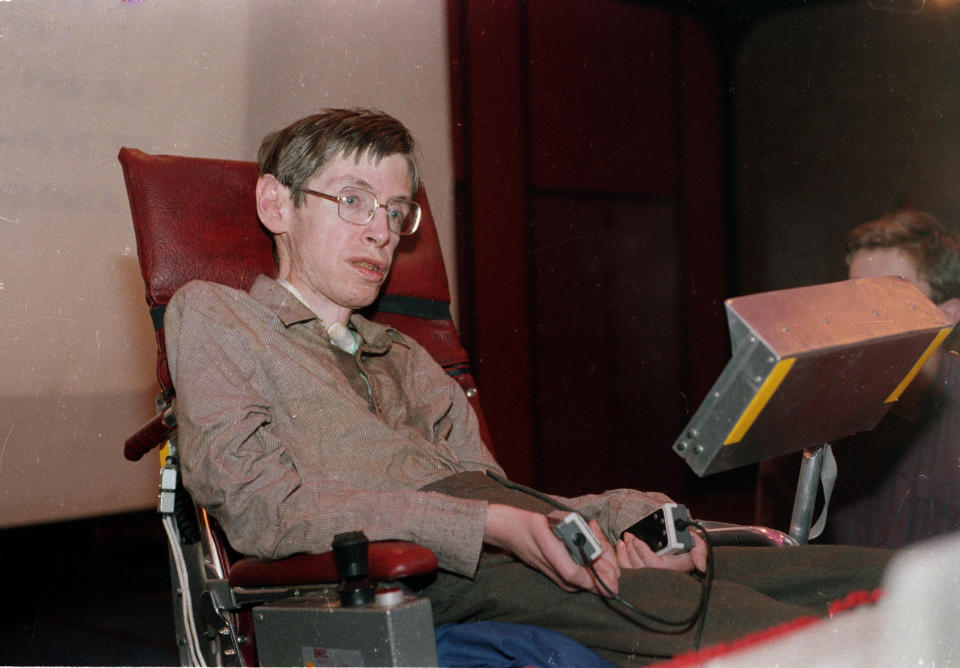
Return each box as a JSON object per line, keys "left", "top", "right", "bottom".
{"left": 789, "top": 445, "right": 825, "bottom": 544}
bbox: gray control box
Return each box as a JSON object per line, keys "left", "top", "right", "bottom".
{"left": 253, "top": 590, "right": 437, "bottom": 667}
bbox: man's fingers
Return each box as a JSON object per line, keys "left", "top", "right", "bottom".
{"left": 587, "top": 518, "right": 621, "bottom": 582}
{"left": 624, "top": 532, "right": 659, "bottom": 563}
{"left": 588, "top": 558, "right": 620, "bottom": 596}
{"left": 616, "top": 536, "right": 648, "bottom": 569}
{"left": 539, "top": 522, "right": 606, "bottom": 594}
{"left": 621, "top": 532, "right": 707, "bottom": 573}
{"left": 690, "top": 532, "right": 708, "bottom": 572}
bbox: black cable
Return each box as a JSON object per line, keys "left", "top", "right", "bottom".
{"left": 686, "top": 521, "right": 714, "bottom": 649}
{"left": 581, "top": 520, "right": 714, "bottom": 649}
{"left": 485, "top": 469, "right": 716, "bottom": 649}
{"left": 168, "top": 457, "right": 201, "bottom": 545}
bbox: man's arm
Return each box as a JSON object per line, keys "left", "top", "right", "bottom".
{"left": 399, "top": 339, "right": 708, "bottom": 581}
{"left": 164, "top": 282, "right": 490, "bottom": 576}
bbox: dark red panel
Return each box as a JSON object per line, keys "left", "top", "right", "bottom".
{"left": 452, "top": 1, "right": 728, "bottom": 501}
{"left": 678, "top": 18, "right": 728, "bottom": 406}
{"left": 526, "top": 0, "right": 678, "bottom": 195}
{"left": 464, "top": 1, "right": 536, "bottom": 484}
{"left": 530, "top": 196, "right": 687, "bottom": 496}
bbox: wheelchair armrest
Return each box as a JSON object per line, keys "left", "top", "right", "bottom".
{"left": 124, "top": 408, "right": 176, "bottom": 461}
{"left": 227, "top": 541, "right": 438, "bottom": 588}
{"left": 697, "top": 520, "right": 798, "bottom": 547}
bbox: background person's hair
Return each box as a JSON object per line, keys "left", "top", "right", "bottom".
{"left": 845, "top": 210, "right": 960, "bottom": 303}
{"left": 257, "top": 108, "right": 420, "bottom": 207}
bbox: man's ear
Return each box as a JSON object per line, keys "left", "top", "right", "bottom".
{"left": 256, "top": 174, "right": 289, "bottom": 234}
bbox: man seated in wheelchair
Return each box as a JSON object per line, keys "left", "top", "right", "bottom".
{"left": 164, "top": 108, "right": 891, "bottom": 665}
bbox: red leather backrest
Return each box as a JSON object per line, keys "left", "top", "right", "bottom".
{"left": 118, "top": 147, "right": 489, "bottom": 447}
{"left": 119, "top": 148, "right": 275, "bottom": 304}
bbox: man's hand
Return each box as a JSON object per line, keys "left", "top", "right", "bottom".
{"left": 483, "top": 504, "right": 622, "bottom": 596}
{"left": 614, "top": 529, "right": 708, "bottom": 573}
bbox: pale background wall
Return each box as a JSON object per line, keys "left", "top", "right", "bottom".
{"left": 0, "top": 0, "right": 455, "bottom": 528}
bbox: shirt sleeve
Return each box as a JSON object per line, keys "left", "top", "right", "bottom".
{"left": 164, "top": 283, "right": 491, "bottom": 577}
{"left": 397, "top": 335, "right": 504, "bottom": 475}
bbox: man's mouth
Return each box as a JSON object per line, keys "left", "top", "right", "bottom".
{"left": 351, "top": 258, "right": 388, "bottom": 276}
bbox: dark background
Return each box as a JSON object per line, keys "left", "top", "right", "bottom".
{"left": 450, "top": 0, "right": 960, "bottom": 523}
{"left": 5, "top": 0, "right": 960, "bottom": 663}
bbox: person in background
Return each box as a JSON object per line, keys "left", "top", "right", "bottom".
{"left": 756, "top": 209, "right": 960, "bottom": 547}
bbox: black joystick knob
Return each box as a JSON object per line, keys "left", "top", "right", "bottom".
{"left": 332, "top": 531, "right": 375, "bottom": 607}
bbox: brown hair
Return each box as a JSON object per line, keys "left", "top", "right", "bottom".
{"left": 846, "top": 210, "right": 960, "bottom": 303}
{"left": 257, "top": 108, "right": 420, "bottom": 207}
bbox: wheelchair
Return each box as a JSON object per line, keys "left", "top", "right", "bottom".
{"left": 119, "top": 147, "right": 793, "bottom": 666}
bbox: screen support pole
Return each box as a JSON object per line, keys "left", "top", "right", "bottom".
{"left": 789, "top": 444, "right": 826, "bottom": 544}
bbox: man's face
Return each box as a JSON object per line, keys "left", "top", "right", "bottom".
{"left": 849, "top": 246, "right": 938, "bottom": 413}
{"left": 280, "top": 152, "right": 410, "bottom": 322}
{"left": 848, "top": 247, "right": 932, "bottom": 298}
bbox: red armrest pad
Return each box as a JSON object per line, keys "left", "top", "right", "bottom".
{"left": 124, "top": 412, "right": 174, "bottom": 461}
{"left": 227, "top": 541, "right": 438, "bottom": 588}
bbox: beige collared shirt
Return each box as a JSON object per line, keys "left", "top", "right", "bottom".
{"left": 165, "top": 275, "right": 668, "bottom": 576}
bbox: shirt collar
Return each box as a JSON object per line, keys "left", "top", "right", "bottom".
{"left": 250, "top": 275, "right": 315, "bottom": 326}
{"left": 248, "top": 275, "right": 406, "bottom": 352}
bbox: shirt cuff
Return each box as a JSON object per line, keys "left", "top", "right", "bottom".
{"left": 415, "top": 494, "right": 489, "bottom": 577}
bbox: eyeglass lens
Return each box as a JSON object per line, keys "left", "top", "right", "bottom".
{"left": 339, "top": 187, "right": 417, "bottom": 234}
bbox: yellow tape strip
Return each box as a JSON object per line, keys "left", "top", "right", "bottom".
{"left": 724, "top": 358, "right": 795, "bottom": 445}
{"left": 885, "top": 327, "right": 953, "bottom": 403}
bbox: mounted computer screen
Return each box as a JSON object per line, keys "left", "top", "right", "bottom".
{"left": 674, "top": 276, "right": 953, "bottom": 476}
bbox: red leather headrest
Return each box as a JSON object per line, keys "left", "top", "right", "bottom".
{"left": 119, "top": 147, "right": 451, "bottom": 306}
{"left": 119, "top": 147, "right": 458, "bottom": 394}
{"left": 119, "top": 147, "right": 276, "bottom": 307}
{"left": 381, "top": 192, "right": 450, "bottom": 303}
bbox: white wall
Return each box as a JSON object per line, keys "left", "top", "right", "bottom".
{"left": 0, "top": 0, "right": 455, "bottom": 528}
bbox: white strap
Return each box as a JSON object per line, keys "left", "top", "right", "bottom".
{"left": 278, "top": 279, "right": 359, "bottom": 353}
{"left": 327, "top": 321, "right": 359, "bottom": 354}
{"left": 808, "top": 443, "right": 837, "bottom": 540}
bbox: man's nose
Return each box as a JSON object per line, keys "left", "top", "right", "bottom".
{"left": 363, "top": 205, "right": 392, "bottom": 245}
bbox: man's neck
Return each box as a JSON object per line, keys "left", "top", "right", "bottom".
{"left": 276, "top": 278, "right": 351, "bottom": 326}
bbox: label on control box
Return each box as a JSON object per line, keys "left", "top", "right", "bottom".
{"left": 302, "top": 646, "right": 364, "bottom": 667}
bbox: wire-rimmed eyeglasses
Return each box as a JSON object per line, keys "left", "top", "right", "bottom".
{"left": 299, "top": 185, "right": 421, "bottom": 236}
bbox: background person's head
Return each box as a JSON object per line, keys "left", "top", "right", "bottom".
{"left": 845, "top": 209, "right": 960, "bottom": 305}
{"left": 846, "top": 209, "right": 960, "bottom": 411}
